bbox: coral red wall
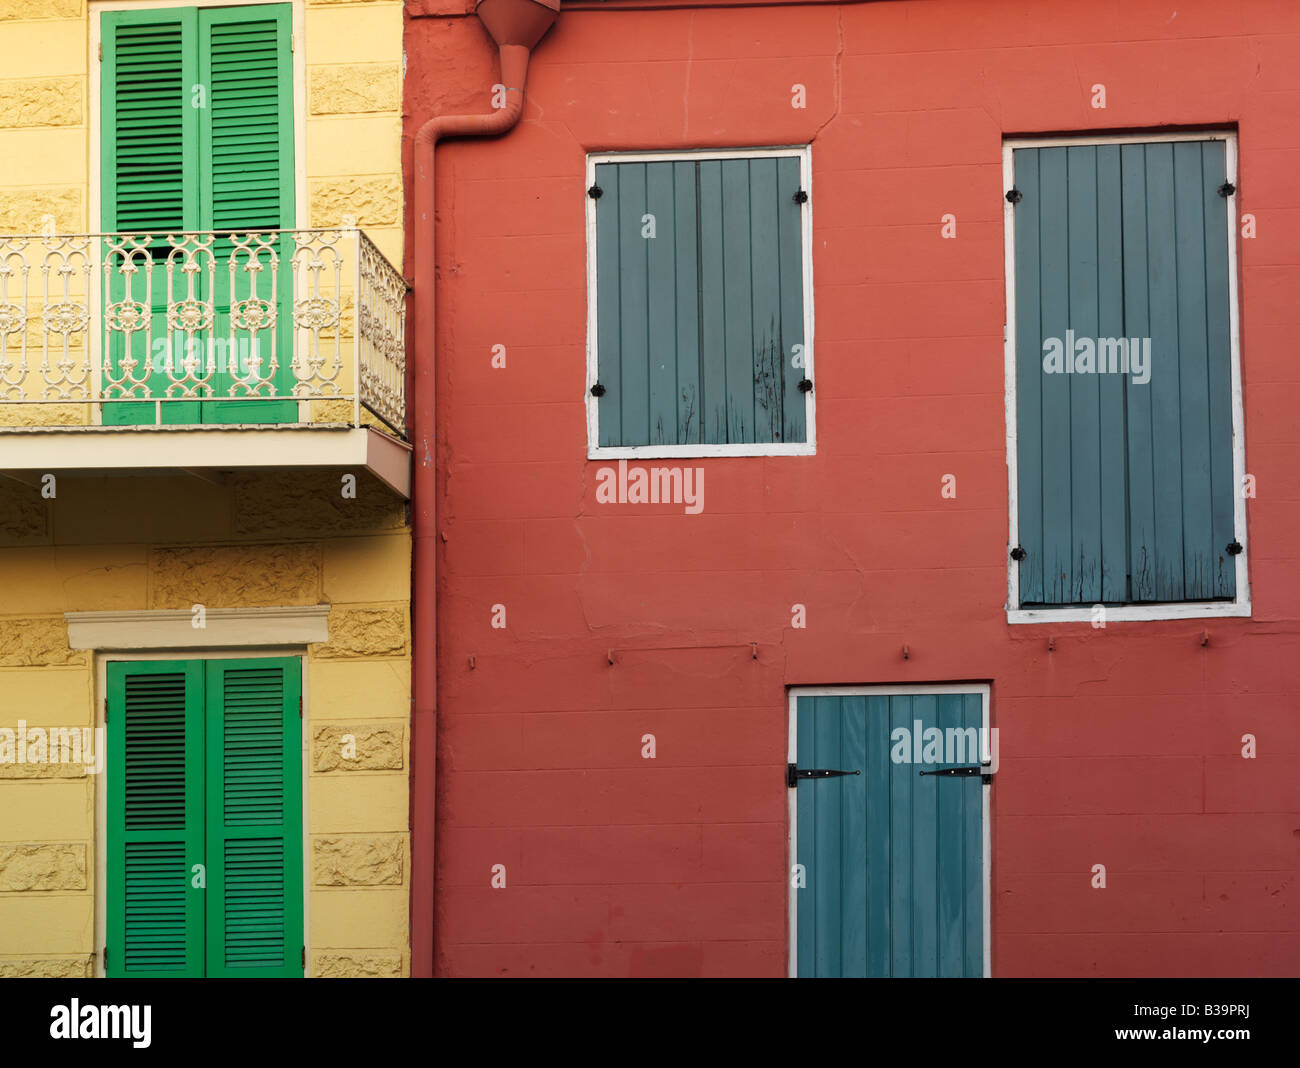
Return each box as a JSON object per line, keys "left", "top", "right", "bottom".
{"left": 403, "top": 0, "right": 1300, "bottom": 977}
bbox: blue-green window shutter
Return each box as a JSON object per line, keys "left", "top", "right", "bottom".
{"left": 1013, "top": 140, "right": 1237, "bottom": 606}
{"left": 594, "top": 155, "right": 807, "bottom": 448}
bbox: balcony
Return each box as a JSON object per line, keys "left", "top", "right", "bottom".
{"left": 0, "top": 228, "right": 410, "bottom": 497}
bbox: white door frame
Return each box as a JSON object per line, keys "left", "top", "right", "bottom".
{"left": 786, "top": 683, "right": 992, "bottom": 978}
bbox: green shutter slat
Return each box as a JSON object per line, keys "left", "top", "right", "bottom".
{"left": 1201, "top": 142, "right": 1237, "bottom": 598}
{"left": 646, "top": 162, "right": 678, "bottom": 446}
{"left": 107, "top": 661, "right": 205, "bottom": 977}
{"left": 1096, "top": 145, "right": 1129, "bottom": 603}
{"left": 595, "top": 154, "right": 808, "bottom": 448}
{"left": 1066, "top": 146, "right": 1102, "bottom": 604}
{"left": 698, "top": 160, "right": 728, "bottom": 442}
{"left": 720, "top": 159, "right": 755, "bottom": 443}
{"left": 777, "top": 156, "right": 806, "bottom": 444}
{"left": 672, "top": 162, "right": 702, "bottom": 443}
{"left": 1013, "top": 149, "right": 1045, "bottom": 603}
{"left": 1037, "top": 147, "right": 1074, "bottom": 604}
{"left": 204, "top": 659, "right": 302, "bottom": 978}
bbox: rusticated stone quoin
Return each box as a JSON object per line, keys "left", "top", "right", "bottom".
{"left": 0, "top": 956, "right": 94, "bottom": 978}
{"left": 232, "top": 470, "right": 404, "bottom": 537}
{"left": 312, "top": 723, "right": 405, "bottom": 771}
{"left": 0, "top": 843, "right": 87, "bottom": 891}
{"left": 0, "top": 482, "right": 46, "bottom": 542}
{"left": 309, "top": 175, "right": 401, "bottom": 227}
{"left": 0, "top": 78, "right": 82, "bottom": 127}
{"left": 309, "top": 64, "right": 400, "bottom": 115}
{"left": 312, "top": 952, "right": 403, "bottom": 978}
{"left": 149, "top": 543, "right": 320, "bottom": 609}
{"left": 312, "top": 605, "right": 408, "bottom": 659}
{"left": 0, "top": 617, "right": 85, "bottom": 667}
{"left": 0, "top": 186, "right": 82, "bottom": 233}
{"left": 312, "top": 835, "right": 404, "bottom": 886}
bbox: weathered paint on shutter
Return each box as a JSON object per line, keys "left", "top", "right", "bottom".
{"left": 795, "top": 693, "right": 983, "bottom": 978}
{"left": 594, "top": 155, "right": 806, "bottom": 447}
{"left": 101, "top": 10, "right": 200, "bottom": 426}
{"left": 1013, "top": 140, "right": 1237, "bottom": 605}
{"left": 201, "top": 5, "right": 296, "bottom": 423}
{"left": 107, "top": 660, "right": 205, "bottom": 977}
{"left": 204, "top": 658, "right": 303, "bottom": 977}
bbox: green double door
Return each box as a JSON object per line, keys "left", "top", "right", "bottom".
{"left": 106, "top": 657, "right": 303, "bottom": 978}
{"left": 793, "top": 691, "right": 987, "bottom": 977}
{"left": 101, "top": 4, "right": 296, "bottom": 424}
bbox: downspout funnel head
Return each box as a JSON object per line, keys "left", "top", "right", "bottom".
{"left": 475, "top": 0, "right": 560, "bottom": 50}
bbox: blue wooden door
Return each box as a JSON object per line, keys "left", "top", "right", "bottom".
{"left": 793, "top": 692, "right": 985, "bottom": 977}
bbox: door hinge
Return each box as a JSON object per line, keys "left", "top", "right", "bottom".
{"left": 301, "top": 946, "right": 306, "bottom": 968}
{"left": 1006, "top": 187, "right": 1022, "bottom": 204}
{"left": 298, "top": 696, "right": 303, "bottom": 718}
{"left": 787, "top": 763, "right": 860, "bottom": 788}
{"left": 793, "top": 189, "right": 809, "bottom": 204}
{"left": 103, "top": 698, "right": 108, "bottom": 724}
{"left": 290, "top": 33, "right": 295, "bottom": 53}
{"left": 920, "top": 765, "right": 993, "bottom": 783}
{"left": 102, "top": 946, "right": 107, "bottom": 971}
{"left": 97, "top": 42, "right": 103, "bottom": 62}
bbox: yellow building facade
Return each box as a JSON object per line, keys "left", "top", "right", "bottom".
{"left": 0, "top": 0, "right": 411, "bottom": 978}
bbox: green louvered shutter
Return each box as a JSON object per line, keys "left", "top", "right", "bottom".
{"left": 594, "top": 155, "right": 807, "bottom": 448}
{"left": 204, "top": 658, "right": 303, "bottom": 977}
{"left": 1013, "top": 139, "right": 1238, "bottom": 605}
{"left": 200, "top": 5, "right": 296, "bottom": 422}
{"left": 106, "top": 661, "right": 205, "bottom": 977}
{"left": 101, "top": 9, "right": 200, "bottom": 425}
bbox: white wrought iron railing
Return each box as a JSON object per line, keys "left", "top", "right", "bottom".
{"left": 0, "top": 228, "right": 406, "bottom": 435}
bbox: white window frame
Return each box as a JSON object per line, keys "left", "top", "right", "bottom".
{"left": 786, "top": 684, "right": 992, "bottom": 979}
{"left": 585, "top": 146, "right": 816, "bottom": 459}
{"left": 1003, "top": 130, "right": 1250, "bottom": 623}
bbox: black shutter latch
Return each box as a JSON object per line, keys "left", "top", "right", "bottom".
{"left": 793, "top": 189, "right": 809, "bottom": 204}
{"left": 587, "top": 185, "right": 603, "bottom": 199}
{"left": 1218, "top": 182, "right": 1236, "bottom": 198}
{"left": 590, "top": 383, "right": 606, "bottom": 397}
{"left": 797, "top": 378, "right": 813, "bottom": 393}
{"left": 1006, "top": 188, "right": 1023, "bottom": 204}
{"left": 1010, "top": 545, "right": 1027, "bottom": 561}
{"left": 1226, "top": 540, "right": 1243, "bottom": 555}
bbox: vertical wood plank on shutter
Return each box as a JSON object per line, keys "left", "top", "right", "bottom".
{"left": 672, "top": 162, "right": 702, "bottom": 444}
{"left": 645, "top": 162, "right": 678, "bottom": 446}
{"left": 1037, "top": 148, "right": 1073, "bottom": 604}
{"left": 720, "top": 159, "right": 755, "bottom": 443}
{"left": 961, "top": 693, "right": 983, "bottom": 975}
{"left": 811, "top": 695, "right": 843, "bottom": 978}
{"left": 777, "top": 156, "right": 807, "bottom": 444}
{"left": 839, "top": 695, "right": 868, "bottom": 977}
{"left": 863, "top": 694, "right": 891, "bottom": 977}
{"left": 794, "top": 697, "right": 817, "bottom": 980}
{"left": 204, "top": 658, "right": 302, "bottom": 977}
{"left": 748, "top": 156, "right": 783, "bottom": 444}
{"left": 1120, "top": 143, "right": 1157, "bottom": 602}
{"left": 1013, "top": 148, "right": 1045, "bottom": 603}
{"left": 1096, "top": 144, "right": 1129, "bottom": 603}
{"left": 698, "top": 160, "right": 728, "bottom": 443}
{"left": 909, "top": 694, "right": 939, "bottom": 976}
{"left": 107, "top": 660, "right": 204, "bottom": 977}
{"left": 1067, "top": 145, "right": 1102, "bottom": 604}
{"left": 1201, "top": 141, "right": 1237, "bottom": 598}
{"left": 887, "top": 694, "right": 913, "bottom": 975}
{"left": 617, "top": 163, "right": 650, "bottom": 447}
{"left": 1144, "top": 142, "right": 1187, "bottom": 602}
{"left": 594, "top": 163, "right": 622, "bottom": 447}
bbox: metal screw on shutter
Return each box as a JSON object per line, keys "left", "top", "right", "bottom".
{"left": 1226, "top": 541, "right": 1243, "bottom": 555}
{"left": 1218, "top": 182, "right": 1236, "bottom": 197}
{"left": 1010, "top": 546, "right": 1027, "bottom": 561}
{"left": 797, "top": 378, "right": 813, "bottom": 393}
{"left": 587, "top": 185, "right": 603, "bottom": 199}
{"left": 590, "top": 383, "right": 606, "bottom": 397}
{"left": 1006, "top": 188, "right": 1023, "bottom": 204}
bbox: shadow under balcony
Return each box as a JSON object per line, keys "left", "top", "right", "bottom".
{"left": 0, "top": 229, "right": 410, "bottom": 498}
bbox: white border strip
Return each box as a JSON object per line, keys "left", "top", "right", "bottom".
{"left": 584, "top": 146, "right": 816, "bottom": 459}
{"left": 1003, "top": 130, "right": 1250, "bottom": 623}
{"left": 786, "top": 684, "right": 992, "bottom": 979}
